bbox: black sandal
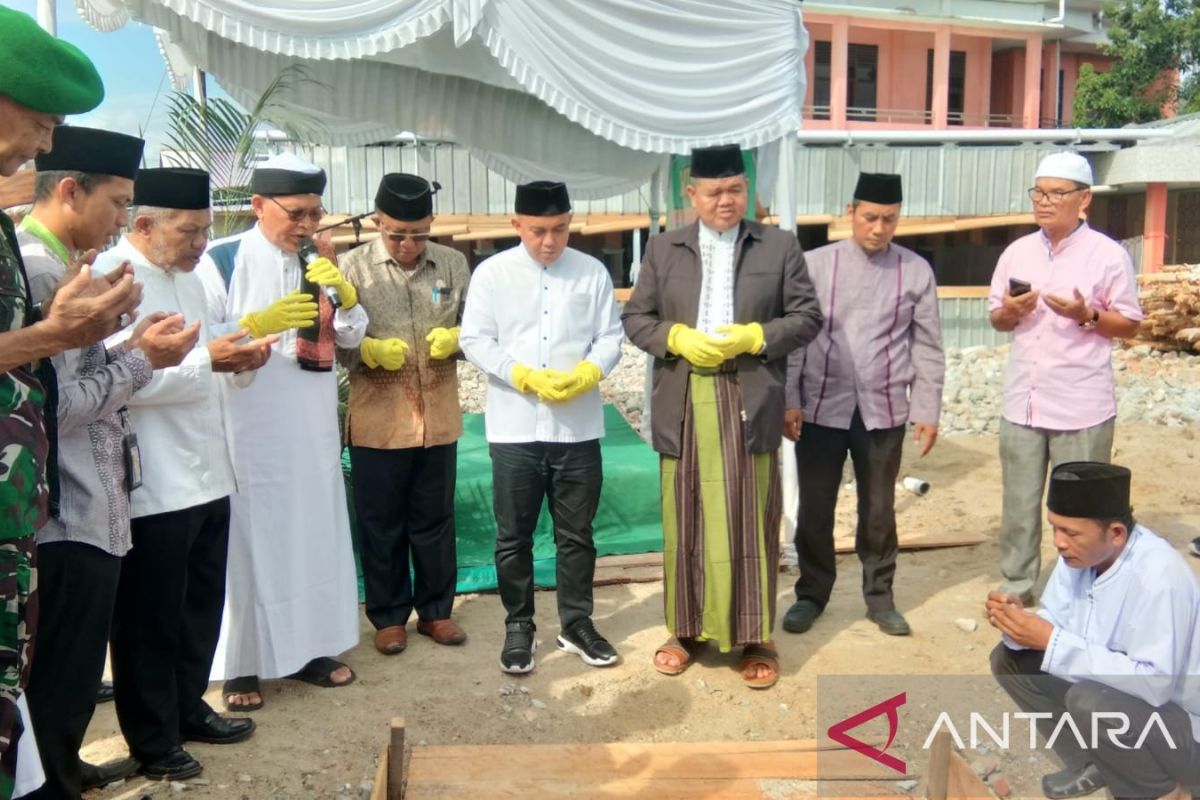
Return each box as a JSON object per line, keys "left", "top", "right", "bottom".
{"left": 286, "top": 657, "right": 356, "bottom": 688}
{"left": 223, "top": 675, "right": 263, "bottom": 711}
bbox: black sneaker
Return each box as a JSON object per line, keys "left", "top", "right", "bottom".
{"left": 556, "top": 619, "right": 619, "bottom": 667}
{"left": 500, "top": 622, "right": 537, "bottom": 674}
{"left": 1190, "top": 537, "right": 1199, "bottom": 558}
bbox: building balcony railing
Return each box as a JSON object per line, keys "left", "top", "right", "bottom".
{"left": 802, "top": 105, "right": 1020, "bottom": 128}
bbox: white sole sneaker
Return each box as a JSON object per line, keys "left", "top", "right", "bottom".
{"left": 500, "top": 637, "right": 537, "bottom": 674}
{"left": 556, "top": 635, "right": 619, "bottom": 667}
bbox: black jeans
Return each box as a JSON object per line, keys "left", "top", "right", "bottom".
{"left": 350, "top": 444, "right": 458, "bottom": 629}
{"left": 793, "top": 408, "right": 905, "bottom": 612}
{"left": 25, "top": 542, "right": 122, "bottom": 800}
{"left": 991, "top": 644, "right": 1199, "bottom": 798}
{"left": 490, "top": 441, "right": 602, "bottom": 629}
{"left": 110, "top": 498, "right": 230, "bottom": 760}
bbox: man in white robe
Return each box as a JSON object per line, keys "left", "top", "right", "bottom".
{"left": 988, "top": 462, "right": 1199, "bottom": 800}
{"left": 196, "top": 153, "right": 367, "bottom": 710}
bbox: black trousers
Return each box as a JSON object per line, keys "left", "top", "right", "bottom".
{"left": 793, "top": 408, "right": 905, "bottom": 613}
{"left": 991, "top": 644, "right": 1199, "bottom": 798}
{"left": 350, "top": 444, "right": 457, "bottom": 630}
{"left": 490, "top": 441, "right": 602, "bottom": 629}
{"left": 24, "top": 542, "right": 122, "bottom": 800}
{"left": 110, "top": 498, "right": 230, "bottom": 761}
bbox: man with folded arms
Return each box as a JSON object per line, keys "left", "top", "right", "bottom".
{"left": 99, "top": 168, "right": 274, "bottom": 781}
{"left": 22, "top": 126, "right": 197, "bottom": 796}
{"left": 338, "top": 173, "right": 471, "bottom": 655}
{"left": 197, "top": 153, "right": 366, "bottom": 711}
{"left": 988, "top": 462, "right": 1199, "bottom": 800}
{"left": 461, "top": 181, "right": 623, "bottom": 674}
{"left": 623, "top": 144, "right": 822, "bottom": 689}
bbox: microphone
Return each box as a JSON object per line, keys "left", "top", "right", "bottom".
{"left": 298, "top": 239, "right": 341, "bottom": 308}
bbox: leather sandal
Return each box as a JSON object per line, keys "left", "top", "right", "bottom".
{"left": 653, "top": 636, "right": 705, "bottom": 676}
{"left": 739, "top": 643, "right": 780, "bottom": 690}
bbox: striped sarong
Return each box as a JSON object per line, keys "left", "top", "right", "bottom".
{"left": 660, "top": 373, "right": 781, "bottom": 652}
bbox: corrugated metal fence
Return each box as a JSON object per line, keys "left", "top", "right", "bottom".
{"left": 284, "top": 142, "right": 1056, "bottom": 219}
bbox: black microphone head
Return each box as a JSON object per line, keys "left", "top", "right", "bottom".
{"left": 297, "top": 239, "right": 319, "bottom": 263}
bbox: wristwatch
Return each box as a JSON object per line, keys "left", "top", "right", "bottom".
{"left": 1078, "top": 308, "right": 1100, "bottom": 330}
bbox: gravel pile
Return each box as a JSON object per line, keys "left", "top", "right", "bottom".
{"left": 456, "top": 342, "right": 1200, "bottom": 437}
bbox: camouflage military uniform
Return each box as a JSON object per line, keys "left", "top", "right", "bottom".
{"left": 0, "top": 214, "right": 45, "bottom": 797}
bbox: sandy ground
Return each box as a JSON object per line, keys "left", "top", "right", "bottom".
{"left": 79, "top": 424, "right": 1200, "bottom": 800}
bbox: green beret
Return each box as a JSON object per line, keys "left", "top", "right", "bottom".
{"left": 0, "top": 6, "right": 104, "bottom": 116}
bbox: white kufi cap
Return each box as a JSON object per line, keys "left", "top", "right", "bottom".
{"left": 1033, "top": 152, "right": 1093, "bottom": 186}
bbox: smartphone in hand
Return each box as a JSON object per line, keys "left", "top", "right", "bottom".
{"left": 1009, "top": 278, "right": 1032, "bottom": 297}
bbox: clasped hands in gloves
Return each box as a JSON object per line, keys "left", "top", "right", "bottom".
{"left": 666, "top": 322, "right": 764, "bottom": 368}
{"left": 512, "top": 361, "right": 603, "bottom": 403}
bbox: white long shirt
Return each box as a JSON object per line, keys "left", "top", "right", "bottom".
{"left": 1007, "top": 525, "right": 1200, "bottom": 743}
{"left": 98, "top": 237, "right": 241, "bottom": 519}
{"left": 460, "top": 243, "right": 622, "bottom": 444}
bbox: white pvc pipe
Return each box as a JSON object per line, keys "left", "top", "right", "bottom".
{"left": 36, "top": 0, "right": 56, "bottom": 34}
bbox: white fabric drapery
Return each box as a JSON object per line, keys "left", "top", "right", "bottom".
{"left": 75, "top": 0, "right": 807, "bottom": 189}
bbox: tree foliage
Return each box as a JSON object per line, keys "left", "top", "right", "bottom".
{"left": 1073, "top": 0, "right": 1200, "bottom": 127}
{"left": 162, "top": 65, "right": 325, "bottom": 234}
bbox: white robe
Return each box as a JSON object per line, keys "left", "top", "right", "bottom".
{"left": 196, "top": 225, "right": 367, "bottom": 679}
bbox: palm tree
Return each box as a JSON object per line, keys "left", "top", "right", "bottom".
{"left": 163, "top": 65, "right": 325, "bottom": 236}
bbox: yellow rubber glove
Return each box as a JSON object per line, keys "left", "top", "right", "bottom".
{"left": 360, "top": 336, "right": 409, "bottom": 370}
{"left": 305, "top": 257, "right": 358, "bottom": 309}
{"left": 426, "top": 326, "right": 461, "bottom": 360}
{"left": 239, "top": 291, "right": 318, "bottom": 338}
{"left": 551, "top": 361, "right": 603, "bottom": 402}
{"left": 666, "top": 324, "right": 725, "bottom": 368}
{"left": 511, "top": 364, "right": 570, "bottom": 402}
{"left": 714, "top": 323, "right": 765, "bottom": 359}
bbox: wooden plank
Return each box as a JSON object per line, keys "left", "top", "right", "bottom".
{"left": 926, "top": 730, "right": 952, "bottom": 800}
{"left": 388, "top": 717, "right": 406, "bottom": 800}
{"left": 369, "top": 745, "right": 389, "bottom": 800}
{"left": 405, "top": 776, "right": 903, "bottom": 799}
{"left": 594, "top": 552, "right": 663, "bottom": 569}
{"left": 945, "top": 749, "right": 991, "bottom": 800}
{"left": 835, "top": 529, "right": 985, "bottom": 553}
{"left": 406, "top": 741, "right": 908, "bottom": 782}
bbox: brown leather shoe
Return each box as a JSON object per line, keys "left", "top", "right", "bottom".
{"left": 417, "top": 618, "right": 467, "bottom": 645}
{"left": 374, "top": 625, "right": 407, "bottom": 655}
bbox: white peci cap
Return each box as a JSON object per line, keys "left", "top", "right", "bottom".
{"left": 1033, "top": 152, "right": 1093, "bottom": 186}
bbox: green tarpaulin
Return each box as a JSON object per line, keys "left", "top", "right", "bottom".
{"left": 343, "top": 404, "right": 663, "bottom": 596}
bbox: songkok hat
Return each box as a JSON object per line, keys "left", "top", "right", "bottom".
{"left": 35, "top": 125, "right": 144, "bottom": 179}
{"left": 1046, "top": 462, "right": 1132, "bottom": 520}
{"left": 854, "top": 172, "right": 903, "bottom": 205}
{"left": 689, "top": 144, "right": 745, "bottom": 179}
{"left": 133, "top": 168, "right": 210, "bottom": 210}
{"left": 250, "top": 152, "right": 326, "bottom": 196}
{"left": 0, "top": 6, "right": 104, "bottom": 115}
{"left": 1034, "top": 152, "right": 1093, "bottom": 187}
{"left": 514, "top": 181, "right": 571, "bottom": 216}
{"left": 375, "top": 173, "right": 440, "bottom": 221}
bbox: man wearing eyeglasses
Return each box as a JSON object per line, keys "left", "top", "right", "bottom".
{"left": 196, "top": 152, "right": 367, "bottom": 712}
{"left": 986, "top": 152, "right": 1143, "bottom": 607}
{"left": 336, "top": 174, "right": 471, "bottom": 656}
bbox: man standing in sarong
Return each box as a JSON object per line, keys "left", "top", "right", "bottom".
{"left": 623, "top": 144, "right": 822, "bottom": 689}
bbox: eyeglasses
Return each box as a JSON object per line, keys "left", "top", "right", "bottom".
{"left": 268, "top": 196, "right": 325, "bottom": 223}
{"left": 383, "top": 231, "right": 432, "bottom": 243}
{"left": 1028, "top": 187, "right": 1086, "bottom": 205}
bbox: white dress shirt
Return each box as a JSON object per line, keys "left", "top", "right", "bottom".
{"left": 695, "top": 221, "right": 737, "bottom": 335}
{"left": 460, "top": 243, "right": 623, "bottom": 444}
{"left": 99, "top": 236, "right": 241, "bottom": 518}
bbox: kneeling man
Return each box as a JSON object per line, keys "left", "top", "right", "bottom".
{"left": 988, "top": 462, "right": 1199, "bottom": 800}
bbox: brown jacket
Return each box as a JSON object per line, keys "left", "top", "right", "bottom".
{"left": 622, "top": 220, "right": 822, "bottom": 457}
{"left": 337, "top": 238, "right": 471, "bottom": 449}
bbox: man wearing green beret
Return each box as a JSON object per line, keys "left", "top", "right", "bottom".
{"left": 0, "top": 7, "right": 141, "bottom": 798}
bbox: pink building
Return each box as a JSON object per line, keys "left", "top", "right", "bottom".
{"left": 801, "top": 0, "right": 1114, "bottom": 130}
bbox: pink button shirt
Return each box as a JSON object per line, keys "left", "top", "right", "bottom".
{"left": 988, "top": 223, "right": 1143, "bottom": 431}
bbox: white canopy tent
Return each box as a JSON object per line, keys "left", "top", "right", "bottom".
{"left": 73, "top": 0, "right": 808, "bottom": 212}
